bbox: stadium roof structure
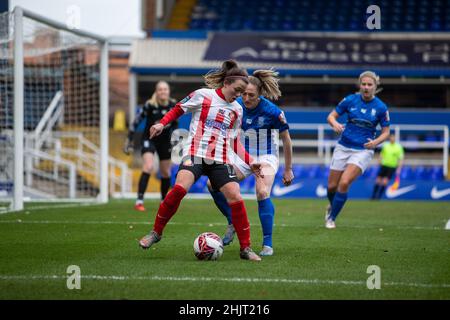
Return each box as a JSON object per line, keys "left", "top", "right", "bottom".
{"left": 128, "top": 37, "right": 313, "bottom": 76}
{"left": 129, "top": 32, "right": 450, "bottom": 78}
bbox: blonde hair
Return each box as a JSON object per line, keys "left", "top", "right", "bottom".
{"left": 203, "top": 59, "right": 249, "bottom": 89}
{"left": 147, "top": 81, "right": 174, "bottom": 106}
{"left": 359, "top": 71, "right": 382, "bottom": 94}
{"left": 249, "top": 69, "right": 282, "bottom": 100}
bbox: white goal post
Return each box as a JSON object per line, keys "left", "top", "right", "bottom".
{"left": 1, "top": 7, "right": 109, "bottom": 212}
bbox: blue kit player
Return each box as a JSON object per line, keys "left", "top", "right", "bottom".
{"left": 207, "top": 69, "right": 294, "bottom": 256}
{"left": 325, "top": 71, "right": 390, "bottom": 229}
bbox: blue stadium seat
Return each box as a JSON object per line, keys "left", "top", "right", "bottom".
{"left": 190, "top": 176, "right": 208, "bottom": 193}
{"left": 431, "top": 166, "right": 444, "bottom": 180}
{"left": 400, "top": 166, "right": 413, "bottom": 180}
{"left": 239, "top": 175, "right": 255, "bottom": 193}
{"left": 187, "top": 0, "right": 449, "bottom": 31}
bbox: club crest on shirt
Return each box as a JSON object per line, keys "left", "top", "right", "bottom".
{"left": 246, "top": 118, "right": 252, "bottom": 124}
{"left": 371, "top": 109, "right": 376, "bottom": 117}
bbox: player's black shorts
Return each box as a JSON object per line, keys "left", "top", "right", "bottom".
{"left": 377, "top": 165, "right": 396, "bottom": 179}
{"left": 177, "top": 156, "right": 238, "bottom": 191}
{"left": 141, "top": 137, "right": 172, "bottom": 160}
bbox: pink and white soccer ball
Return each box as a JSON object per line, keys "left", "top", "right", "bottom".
{"left": 193, "top": 232, "right": 224, "bottom": 260}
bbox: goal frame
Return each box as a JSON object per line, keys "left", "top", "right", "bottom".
{"left": 11, "top": 6, "right": 109, "bottom": 211}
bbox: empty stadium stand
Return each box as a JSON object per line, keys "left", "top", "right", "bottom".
{"left": 173, "top": 0, "right": 450, "bottom": 31}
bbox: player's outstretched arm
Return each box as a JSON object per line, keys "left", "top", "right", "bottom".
{"left": 150, "top": 104, "right": 185, "bottom": 139}
{"left": 327, "top": 110, "right": 344, "bottom": 133}
{"left": 149, "top": 123, "right": 164, "bottom": 139}
{"left": 232, "top": 137, "right": 264, "bottom": 178}
{"left": 249, "top": 162, "right": 263, "bottom": 178}
{"left": 364, "top": 126, "right": 390, "bottom": 149}
{"left": 280, "top": 130, "right": 294, "bottom": 186}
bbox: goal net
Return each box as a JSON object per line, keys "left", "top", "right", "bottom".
{"left": 0, "top": 8, "right": 109, "bottom": 212}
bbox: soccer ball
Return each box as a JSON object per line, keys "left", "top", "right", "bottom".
{"left": 193, "top": 232, "right": 224, "bottom": 261}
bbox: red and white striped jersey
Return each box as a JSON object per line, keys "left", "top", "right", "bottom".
{"left": 178, "top": 88, "right": 243, "bottom": 164}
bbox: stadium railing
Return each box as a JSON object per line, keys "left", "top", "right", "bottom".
{"left": 284, "top": 123, "right": 449, "bottom": 177}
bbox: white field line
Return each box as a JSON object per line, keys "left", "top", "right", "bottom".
{"left": 0, "top": 219, "right": 444, "bottom": 230}
{"left": 0, "top": 202, "right": 104, "bottom": 215}
{"left": 0, "top": 274, "right": 448, "bottom": 289}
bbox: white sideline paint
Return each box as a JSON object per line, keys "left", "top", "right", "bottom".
{"left": 0, "top": 274, "right": 448, "bottom": 289}
{"left": 113, "top": 192, "right": 256, "bottom": 200}
{"left": 445, "top": 219, "right": 450, "bottom": 230}
{"left": 0, "top": 202, "right": 102, "bottom": 215}
{"left": 0, "top": 219, "right": 443, "bottom": 231}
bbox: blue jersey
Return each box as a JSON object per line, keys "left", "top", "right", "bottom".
{"left": 335, "top": 93, "right": 390, "bottom": 150}
{"left": 237, "top": 96, "right": 289, "bottom": 156}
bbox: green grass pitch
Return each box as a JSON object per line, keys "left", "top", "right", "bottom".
{"left": 0, "top": 199, "right": 448, "bottom": 299}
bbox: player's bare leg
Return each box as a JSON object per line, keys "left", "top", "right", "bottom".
{"left": 139, "top": 170, "right": 195, "bottom": 249}
{"left": 325, "top": 169, "right": 343, "bottom": 228}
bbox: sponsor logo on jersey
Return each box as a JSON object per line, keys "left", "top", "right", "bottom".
{"left": 361, "top": 108, "right": 367, "bottom": 114}
{"left": 205, "top": 119, "right": 228, "bottom": 134}
{"left": 348, "top": 118, "right": 375, "bottom": 128}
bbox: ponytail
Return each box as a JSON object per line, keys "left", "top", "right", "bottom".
{"left": 204, "top": 59, "right": 248, "bottom": 89}
{"left": 249, "top": 69, "right": 282, "bottom": 100}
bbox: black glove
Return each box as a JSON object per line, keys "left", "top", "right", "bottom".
{"left": 123, "top": 139, "right": 134, "bottom": 155}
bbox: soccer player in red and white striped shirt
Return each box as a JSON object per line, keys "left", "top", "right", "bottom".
{"left": 139, "top": 60, "right": 263, "bottom": 261}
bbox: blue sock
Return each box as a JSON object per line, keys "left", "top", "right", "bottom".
{"left": 327, "top": 190, "right": 336, "bottom": 205}
{"left": 330, "top": 192, "right": 348, "bottom": 221}
{"left": 258, "top": 198, "right": 275, "bottom": 248}
{"left": 209, "top": 188, "right": 232, "bottom": 225}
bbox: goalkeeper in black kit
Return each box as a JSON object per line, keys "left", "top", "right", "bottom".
{"left": 124, "top": 81, "right": 178, "bottom": 211}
